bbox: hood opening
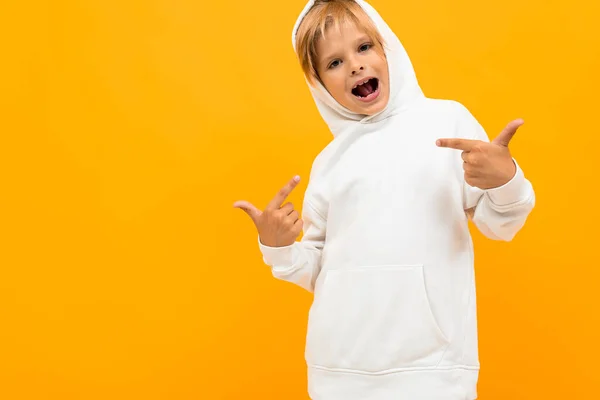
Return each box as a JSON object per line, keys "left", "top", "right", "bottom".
{"left": 292, "top": 0, "right": 425, "bottom": 136}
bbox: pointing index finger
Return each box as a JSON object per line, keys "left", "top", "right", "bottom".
{"left": 266, "top": 175, "right": 301, "bottom": 210}
{"left": 436, "top": 138, "right": 478, "bottom": 151}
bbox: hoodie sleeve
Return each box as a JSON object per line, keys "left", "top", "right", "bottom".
{"left": 257, "top": 195, "right": 326, "bottom": 293}
{"left": 456, "top": 103, "right": 536, "bottom": 241}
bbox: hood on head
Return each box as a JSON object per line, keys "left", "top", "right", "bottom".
{"left": 292, "top": 0, "right": 424, "bottom": 137}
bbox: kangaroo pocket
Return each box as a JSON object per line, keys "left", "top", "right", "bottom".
{"left": 305, "top": 264, "right": 449, "bottom": 372}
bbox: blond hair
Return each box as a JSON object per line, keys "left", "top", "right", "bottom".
{"left": 295, "top": 0, "right": 386, "bottom": 86}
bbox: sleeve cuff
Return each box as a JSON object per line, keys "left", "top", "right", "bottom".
{"left": 485, "top": 159, "right": 530, "bottom": 206}
{"left": 257, "top": 235, "right": 296, "bottom": 267}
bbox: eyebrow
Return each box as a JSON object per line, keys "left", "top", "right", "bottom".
{"left": 354, "top": 34, "right": 371, "bottom": 45}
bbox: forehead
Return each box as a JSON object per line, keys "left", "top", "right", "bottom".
{"left": 315, "top": 20, "right": 368, "bottom": 52}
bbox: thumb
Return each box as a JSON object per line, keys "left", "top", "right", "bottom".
{"left": 492, "top": 118, "right": 524, "bottom": 147}
{"left": 233, "top": 200, "right": 262, "bottom": 223}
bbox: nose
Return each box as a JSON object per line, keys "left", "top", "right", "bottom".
{"left": 351, "top": 65, "right": 364, "bottom": 76}
{"left": 349, "top": 56, "right": 364, "bottom": 75}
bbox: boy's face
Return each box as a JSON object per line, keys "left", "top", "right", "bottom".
{"left": 315, "top": 22, "right": 390, "bottom": 116}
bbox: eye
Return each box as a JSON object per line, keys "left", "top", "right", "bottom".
{"left": 328, "top": 59, "right": 341, "bottom": 69}
{"left": 359, "top": 43, "right": 372, "bottom": 52}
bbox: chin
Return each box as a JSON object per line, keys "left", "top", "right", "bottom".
{"left": 363, "top": 100, "right": 388, "bottom": 115}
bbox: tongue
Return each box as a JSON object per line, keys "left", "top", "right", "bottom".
{"left": 356, "top": 81, "right": 373, "bottom": 97}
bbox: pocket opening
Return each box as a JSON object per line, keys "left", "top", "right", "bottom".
{"left": 306, "top": 264, "right": 450, "bottom": 372}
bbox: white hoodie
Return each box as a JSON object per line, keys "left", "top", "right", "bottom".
{"left": 258, "top": 1, "right": 536, "bottom": 399}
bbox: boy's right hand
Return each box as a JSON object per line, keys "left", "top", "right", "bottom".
{"left": 233, "top": 176, "right": 303, "bottom": 248}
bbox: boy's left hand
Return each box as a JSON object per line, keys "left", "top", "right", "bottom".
{"left": 436, "top": 119, "right": 524, "bottom": 190}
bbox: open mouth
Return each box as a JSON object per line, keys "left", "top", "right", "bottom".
{"left": 351, "top": 78, "right": 380, "bottom": 102}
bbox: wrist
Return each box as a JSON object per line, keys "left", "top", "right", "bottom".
{"left": 259, "top": 236, "right": 294, "bottom": 248}
{"left": 499, "top": 159, "right": 517, "bottom": 187}
{"left": 486, "top": 159, "right": 528, "bottom": 205}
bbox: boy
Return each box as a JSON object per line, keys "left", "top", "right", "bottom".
{"left": 234, "top": 0, "right": 535, "bottom": 399}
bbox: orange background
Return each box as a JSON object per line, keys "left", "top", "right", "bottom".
{"left": 1, "top": 0, "right": 599, "bottom": 399}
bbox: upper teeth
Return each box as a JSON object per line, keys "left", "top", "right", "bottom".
{"left": 353, "top": 79, "right": 371, "bottom": 89}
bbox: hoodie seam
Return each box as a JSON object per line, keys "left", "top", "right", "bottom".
{"left": 460, "top": 235, "right": 476, "bottom": 366}
{"left": 309, "top": 364, "right": 480, "bottom": 376}
{"left": 304, "top": 198, "right": 326, "bottom": 221}
{"left": 484, "top": 191, "right": 533, "bottom": 210}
